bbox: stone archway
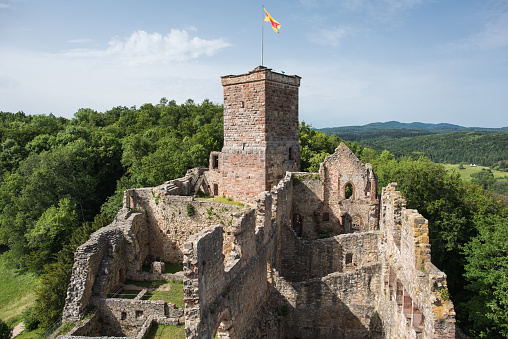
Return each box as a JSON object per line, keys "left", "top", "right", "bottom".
{"left": 213, "top": 308, "right": 232, "bottom": 339}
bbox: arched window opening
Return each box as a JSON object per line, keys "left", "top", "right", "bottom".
{"left": 344, "top": 183, "right": 354, "bottom": 199}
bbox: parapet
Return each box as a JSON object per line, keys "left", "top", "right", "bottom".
{"left": 221, "top": 66, "right": 301, "bottom": 87}
{"left": 378, "top": 183, "right": 455, "bottom": 338}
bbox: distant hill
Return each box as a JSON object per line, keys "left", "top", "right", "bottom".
{"left": 317, "top": 122, "right": 508, "bottom": 166}
{"left": 319, "top": 121, "right": 508, "bottom": 141}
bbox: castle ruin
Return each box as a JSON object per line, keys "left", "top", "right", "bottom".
{"left": 59, "top": 66, "right": 456, "bottom": 338}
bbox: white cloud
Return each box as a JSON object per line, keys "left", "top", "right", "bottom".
{"left": 465, "top": 9, "right": 508, "bottom": 49}
{"left": 0, "top": 29, "right": 232, "bottom": 117}
{"left": 68, "top": 39, "right": 93, "bottom": 43}
{"left": 308, "top": 26, "right": 350, "bottom": 47}
{"left": 61, "top": 30, "right": 231, "bottom": 65}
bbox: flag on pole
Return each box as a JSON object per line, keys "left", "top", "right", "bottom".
{"left": 264, "top": 9, "right": 281, "bottom": 33}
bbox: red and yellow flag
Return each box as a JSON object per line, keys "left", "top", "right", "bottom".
{"left": 264, "top": 9, "right": 281, "bottom": 33}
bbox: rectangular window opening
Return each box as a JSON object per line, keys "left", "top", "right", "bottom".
{"left": 345, "top": 253, "right": 353, "bottom": 265}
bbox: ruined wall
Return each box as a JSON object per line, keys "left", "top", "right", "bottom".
{"left": 289, "top": 145, "right": 379, "bottom": 239}
{"left": 280, "top": 227, "right": 380, "bottom": 282}
{"left": 264, "top": 167, "right": 383, "bottom": 339}
{"left": 290, "top": 173, "right": 325, "bottom": 238}
{"left": 183, "top": 192, "right": 280, "bottom": 338}
{"left": 320, "top": 143, "right": 379, "bottom": 233}
{"left": 129, "top": 188, "right": 243, "bottom": 263}
{"left": 273, "top": 226, "right": 382, "bottom": 338}
{"left": 62, "top": 209, "right": 147, "bottom": 322}
{"left": 271, "top": 263, "right": 383, "bottom": 339}
{"left": 91, "top": 297, "right": 183, "bottom": 337}
{"left": 377, "top": 183, "right": 455, "bottom": 339}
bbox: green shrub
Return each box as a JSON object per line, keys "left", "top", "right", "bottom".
{"left": 186, "top": 204, "right": 195, "bottom": 217}
{"left": 22, "top": 306, "right": 39, "bottom": 331}
{"left": 0, "top": 319, "right": 11, "bottom": 339}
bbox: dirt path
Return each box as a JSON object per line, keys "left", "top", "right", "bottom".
{"left": 12, "top": 322, "right": 24, "bottom": 338}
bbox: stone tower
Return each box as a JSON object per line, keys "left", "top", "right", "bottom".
{"left": 219, "top": 66, "right": 301, "bottom": 203}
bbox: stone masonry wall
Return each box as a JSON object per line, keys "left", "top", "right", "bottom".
{"left": 377, "top": 183, "right": 455, "bottom": 339}
{"left": 183, "top": 192, "right": 278, "bottom": 338}
{"left": 62, "top": 209, "right": 147, "bottom": 322}
{"left": 267, "top": 165, "right": 384, "bottom": 339}
{"left": 92, "top": 297, "right": 183, "bottom": 337}
{"left": 280, "top": 224, "right": 380, "bottom": 282}
{"left": 129, "top": 188, "right": 243, "bottom": 264}
{"left": 320, "top": 143, "right": 379, "bottom": 233}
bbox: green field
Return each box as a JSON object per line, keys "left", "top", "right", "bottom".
{"left": 0, "top": 260, "right": 37, "bottom": 327}
{"left": 442, "top": 164, "right": 508, "bottom": 181}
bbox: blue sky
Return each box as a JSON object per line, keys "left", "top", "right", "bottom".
{"left": 1, "top": 0, "right": 507, "bottom": 128}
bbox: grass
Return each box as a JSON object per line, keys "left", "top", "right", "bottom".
{"left": 15, "top": 327, "right": 45, "bottom": 339}
{"left": 195, "top": 195, "right": 244, "bottom": 206}
{"left": 146, "top": 324, "right": 185, "bottom": 339}
{"left": 53, "top": 322, "right": 75, "bottom": 336}
{"left": 0, "top": 260, "right": 37, "bottom": 327}
{"left": 123, "top": 279, "right": 184, "bottom": 308}
{"left": 144, "top": 280, "right": 184, "bottom": 308}
{"left": 442, "top": 163, "right": 508, "bottom": 181}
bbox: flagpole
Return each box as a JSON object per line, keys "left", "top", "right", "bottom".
{"left": 262, "top": 5, "right": 264, "bottom": 66}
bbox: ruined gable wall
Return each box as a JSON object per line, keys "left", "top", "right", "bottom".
{"left": 321, "top": 143, "right": 379, "bottom": 233}
{"left": 269, "top": 170, "right": 383, "bottom": 338}
{"left": 377, "top": 183, "right": 455, "bottom": 339}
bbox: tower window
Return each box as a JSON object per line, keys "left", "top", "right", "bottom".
{"left": 289, "top": 147, "right": 294, "bottom": 160}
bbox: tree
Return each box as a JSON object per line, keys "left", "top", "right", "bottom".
{"left": 463, "top": 214, "right": 508, "bottom": 338}
{"left": 26, "top": 198, "right": 80, "bottom": 273}
{"left": 0, "top": 318, "right": 11, "bottom": 339}
{"left": 470, "top": 169, "right": 496, "bottom": 190}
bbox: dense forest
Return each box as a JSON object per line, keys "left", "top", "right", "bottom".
{"left": 0, "top": 109, "right": 507, "bottom": 338}
{"left": 319, "top": 122, "right": 508, "bottom": 166}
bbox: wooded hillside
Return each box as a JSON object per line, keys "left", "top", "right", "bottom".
{"left": 319, "top": 122, "right": 508, "bottom": 166}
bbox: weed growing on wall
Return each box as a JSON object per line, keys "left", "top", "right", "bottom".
{"left": 186, "top": 204, "right": 195, "bottom": 217}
